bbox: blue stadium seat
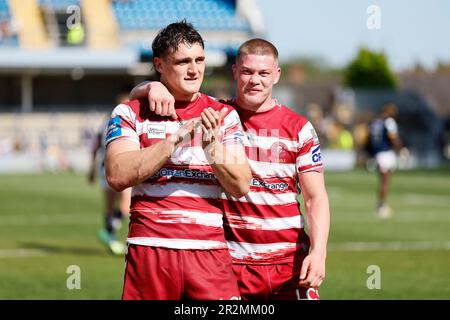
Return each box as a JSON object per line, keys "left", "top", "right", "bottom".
{"left": 39, "top": 0, "right": 80, "bottom": 11}
{"left": 111, "top": 0, "right": 250, "bottom": 32}
{"left": 0, "top": 35, "right": 19, "bottom": 47}
{"left": 0, "top": 0, "right": 11, "bottom": 19}
{"left": 0, "top": 0, "right": 19, "bottom": 47}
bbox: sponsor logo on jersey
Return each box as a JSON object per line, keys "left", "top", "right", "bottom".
{"left": 251, "top": 178, "right": 289, "bottom": 191}
{"left": 233, "top": 131, "right": 245, "bottom": 145}
{"left": 106, "top": 117, "right": 122, "bottom": 142}
{"left": 152, "top": 168, "right": 217, "bottom": 181}
{"left": 311, "top": 145, "right": 321, "bottom": 163}
{"left": 147, "top": 123, "right": 166, "bottom": 139}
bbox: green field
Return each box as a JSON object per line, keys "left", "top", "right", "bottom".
{"left": 0, "top": 169, "right": 449, "bottom": 299}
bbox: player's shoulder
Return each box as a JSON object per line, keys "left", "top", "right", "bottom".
{"left": 278, "top": 103, "right": 311, "bottom": 130}
{"left": 120, "top": 98, "right": 148, "bottom": 111}
{"left": 384, "top": 117, "right": 398, "bottom": 132}
{"left": 384, "top": 117, "right": 397, "bottom": 125}
{"left": 117, "top": 98, "right": 158, "bottom": 121}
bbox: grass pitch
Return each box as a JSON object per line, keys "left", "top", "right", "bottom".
{"left": 0, "top": 169, "right": 449, "bottom": 299}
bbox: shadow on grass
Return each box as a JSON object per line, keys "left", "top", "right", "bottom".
{"left": 18, "top": 241, "right": 119, "bottom": 257}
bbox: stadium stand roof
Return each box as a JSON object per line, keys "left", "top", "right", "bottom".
{"left": 0, "top": 48, "right": 138, "bottom": 71}
{"left": 0, "top": 0, "right": 263, "bottom": 71}
{"left": 112, "top": 0, "right": 261, "bottom": 67}
{"left": 0, "top": 0, "right": 11, "bottom": 21}
{"left": 38, "top": 0, "right": 79, "bottom": 10}
{"left": 112, "top": 0, "right": 251, "bottom": 32}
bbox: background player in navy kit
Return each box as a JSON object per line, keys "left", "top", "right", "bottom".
{"left": 367, "top": 103, "right": 408, "bottom": 218}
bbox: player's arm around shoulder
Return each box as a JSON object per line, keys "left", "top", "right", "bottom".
{"left": 129, "top": 81, "right": 177, "bottom": 119}
{"left": 298, "top": 170, "right": 330, "bottom": 288}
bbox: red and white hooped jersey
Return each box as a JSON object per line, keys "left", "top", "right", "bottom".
{"left": 105, "top": 93, "right": 245, "bottom": 250}
{"left": 222, "top": 101, "right": 323, "bottom": 265}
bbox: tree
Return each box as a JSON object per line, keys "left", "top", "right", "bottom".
{"left": 344, "top": 47, "right": 398, "bottom": 89}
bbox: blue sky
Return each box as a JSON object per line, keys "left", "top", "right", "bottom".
{"left": 256, "top": 0, "right": 450, "bottom": 71}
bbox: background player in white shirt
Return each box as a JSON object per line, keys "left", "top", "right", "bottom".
{"left": 367, "top": 104, "right": 408, "bottom": 218}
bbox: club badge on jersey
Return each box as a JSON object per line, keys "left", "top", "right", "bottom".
{"left": 270, "top": 141, "right": 289, "bottom": 163}
{"left": 147, "top": 123, "right": 166, "bottom": 139}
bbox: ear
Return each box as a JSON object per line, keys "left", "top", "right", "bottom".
{"left": 273, "top": 66, "right": 281, "bottom": 85}
{"left": 153, "top": 57, "right": 163, "bottom": 74}
{"left": 231, "top": 64, "right": 238, "bottom": 81}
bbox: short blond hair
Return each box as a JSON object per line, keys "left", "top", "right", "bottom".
{"left": 236, "top": 38, "right": 279, "bottom": 62}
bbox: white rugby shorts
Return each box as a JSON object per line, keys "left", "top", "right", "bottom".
{"left": 375, "top": 150, "right": 397, "bottom": 173}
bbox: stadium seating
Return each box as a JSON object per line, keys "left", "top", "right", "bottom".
{"left": 7, "top": 0, "right": 51, "bottom": 48}
{"left": 0, "top": 0, "right": 19, "bottom": 46}
{"left": 0, "top": 0, "right": 11, "bottom": 19}
{"left": 0, "top": 111, "right": 107, "bottom": 155}
{"left": 38, "top": 0, "right": 80, "bottom": 10}
{"left": 80, "top": 0, "right": 120, "bottom": 49}
{"left": 111, "top": 0, "right": 250, "bottom": 32}
{"left": 0, "top": 0, "right": 9, "bottom": 19}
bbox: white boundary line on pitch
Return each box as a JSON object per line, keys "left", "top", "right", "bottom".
{"left": 332, "top": 216, "right": 450, "bottom": 222}
{"left": 329, "top": 241, "right": 450, "bottom": 251}
{"left": 400, "top": 193, "right": 450, "bottom": 206}
{"left": 0, "top": 217, "right": 96, "bottom": 225}
{"left": 2, "top": 209, "right": 450, "bottom": 226}
{"left": 0, "top": 249, "right": 48, "bottom": 258}
{"left": 1, "top": 241, "right": 449, "bottom": 259}
{"left": 0, "top": 213, "right": 105, "bottom": 225}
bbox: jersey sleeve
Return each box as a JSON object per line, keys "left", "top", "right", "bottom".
{"left": 105, "top": 103, "right": 140, "bottom": 147}
{"left": 384, "top": 117, "right": 398, "bottom": 135}
{"left": 220, "top": 109, "right": 247, "bottom": 146}
{"left": 296, "top": 121, "right": 324, "bottom": 173}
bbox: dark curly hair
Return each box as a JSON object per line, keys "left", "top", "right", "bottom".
{"left": 152, "top": 20, "right": 204, "bottom": 59}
